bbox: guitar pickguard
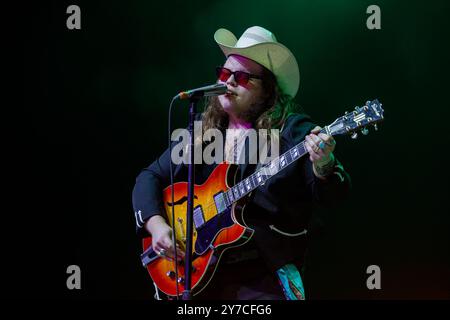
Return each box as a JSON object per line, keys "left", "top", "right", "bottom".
{"left": 194, "top": 206, "right": 234, "bottom": 254}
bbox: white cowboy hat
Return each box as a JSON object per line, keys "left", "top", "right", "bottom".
{"left": 214, "top": 26, "right": 300, "bottom": 98}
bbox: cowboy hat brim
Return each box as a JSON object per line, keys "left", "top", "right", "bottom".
{"left": 214, "top": 28, "right": 300, "bottom": 98}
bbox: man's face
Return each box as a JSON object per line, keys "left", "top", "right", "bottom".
{"left": 217, "top": 55, "right": 266, "bottom": 119}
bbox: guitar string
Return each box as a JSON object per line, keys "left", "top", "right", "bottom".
{"left": 176, "top": 125, "right": 331, "bottom": 215}
{"left": 170, "top": 140, "right": 309, "bottom": 229}
{"left": 176, "top": 140, "right": 306, "bottom": 215}
{"left": 169, "top": 109, "right": 380, "bottom": 243}
{"left": 174, "top": 127, "right": 344, "bottom": 218}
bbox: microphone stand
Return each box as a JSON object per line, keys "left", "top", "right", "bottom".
{"left": 182, "top": 94, "right": 200, "bottom": 300}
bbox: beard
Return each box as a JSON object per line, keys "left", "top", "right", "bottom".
{"left": 232, "top": 99, "right": 270, "bottom": 124}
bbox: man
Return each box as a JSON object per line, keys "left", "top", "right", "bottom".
{"left": 133, "top": 26, "right": 351, "bottom": 300}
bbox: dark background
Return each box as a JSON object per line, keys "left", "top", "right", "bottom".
{"left": 18, "top": 0, "right": 449, "bottom": 299}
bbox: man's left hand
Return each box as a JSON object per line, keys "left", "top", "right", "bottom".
{"left": 305, "top": 126, "right": 336, "bottom": 177}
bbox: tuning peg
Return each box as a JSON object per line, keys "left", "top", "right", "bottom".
{"left": 351, "top": 132, "right": 358, "bottom": 139}
{"left": 373, "top": 124, "right": 378, "bottom": 131}
{"left": 361, "top": 128, "right": 369, "bottom": 135}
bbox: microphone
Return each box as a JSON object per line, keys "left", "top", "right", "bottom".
{"left": 175, "top": 83, "right": 227, "bottom": 100}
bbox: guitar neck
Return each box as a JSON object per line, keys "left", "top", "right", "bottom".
{"left": 223, "top": 126, "right": 330, "bottom": 205}
{"left": 219, "top": 98, "right": 384, "bottom": 207}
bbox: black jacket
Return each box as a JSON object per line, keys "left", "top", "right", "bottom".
{"left": 132, "top": 113, "right": 351, "bottom": 272}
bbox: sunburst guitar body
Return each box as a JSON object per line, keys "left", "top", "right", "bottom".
{"left": 141, "top": 162, "right": 253, "bottom": 297}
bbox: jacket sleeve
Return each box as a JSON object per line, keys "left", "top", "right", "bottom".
{"left": 132, "top": 114, "right": 201, "bottom": 238}
{"left": 284, "top": 113, "right": 352, "bottom": 208}
{"left": 132, "top": 144, "right": 177, "bottom": 238}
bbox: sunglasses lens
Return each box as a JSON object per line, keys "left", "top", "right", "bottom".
{"left": 217, "top": 67, "right": 231, "bottom": 82}
{"left": 216, "top": 68, "right": 252, "bottom": 85}
{"left": 234, "top": 71, "right": 250, "bottom": 85}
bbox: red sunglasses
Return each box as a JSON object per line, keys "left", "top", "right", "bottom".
{"left": 216, "top": 66, "right": 262, "bottom": 86}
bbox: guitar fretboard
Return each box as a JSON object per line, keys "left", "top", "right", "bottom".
{"left": 221, "top": 127, "right": 329, "bottom": 207}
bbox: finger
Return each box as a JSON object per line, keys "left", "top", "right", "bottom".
{"left": 309, "top": 133, "right": 322, "bottom": 146}
{"left": 308, "top": 135, "right": 330, "bottom": 160}
{"left": 305, "top": 138, "right": 320, "bottom": 162}
{"left": 307, "top": 133, "right": 323, "bottom": 151}
{"left": 171, "top": 245, "right": 185, "bottom": 257}
{"left": 317, "top": 133, "right": 331, "bottom": 143}
{"left": 310, "top": 152, "right": 321, "bottom": 162}
{"left": 156, "top": 247, "right": 174, "bottom": 260}
{"left": 313, "top": 146, "right": 325, "bottom": 159}
{"left": 166, "top": 248, "right": 185, "bottom": 262}
{"left": 176, "top": 248, "right": 185, "bottom": 259}
{"left": 306, "top": 136, "right": 320, "bottom": 153}
{"left": 156, "top": 248, "right": 167, "bottom": 259}
{"left": 162, "top": 237, "right": 175, "bottom": 250}
{"left": 154, "top": 241, "right": 165, "bottom": 253}
{"left": 153, "top": 246, "right": 162, "bottom": 255}
{"left": 310, "top": 126, "right": 322, "bottom": 134}
{"left": 315, "top": 137, "right": 329, "bottom": 153}
{"left": 305, "top": 136, "right": 315, "bottom": 152}
{"left": 316, "top": 148, "right": 326, "bottom": 158}
{"left": 164, "top": 252, "right": 181, "bottom": 262}
{"left": 305, "top": 134, "right": 318, "bottom": 147}
{"left": 156, "top": 240, "right": 170, "bottom": 253}
{"left": 306, "top": 135, "right": 322, "bottom": 154}
{"left": 164, "top": 242, "right": 185, "bottom": 256}
{"left": 318, "top": 133, "right": 336, "bottom": 147}
{"left": 155, "top": 243, "right": 172, "bottom": 258}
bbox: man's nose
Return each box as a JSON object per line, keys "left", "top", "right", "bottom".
{"left": 226, "top": 74, "right": 237, "bottom": 86}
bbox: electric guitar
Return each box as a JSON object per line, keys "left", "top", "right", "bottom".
{"left": 140, "top": 99, "right": 384, "bottom": 297}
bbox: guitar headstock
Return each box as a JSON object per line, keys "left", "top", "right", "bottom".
{"left": 327, "top": 99, "right": 384, "bottom": 139}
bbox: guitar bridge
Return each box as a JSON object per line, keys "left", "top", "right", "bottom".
{"left": 140, "top": 247, "right": 158, "bottom": 267}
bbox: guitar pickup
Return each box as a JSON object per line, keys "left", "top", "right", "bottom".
{"left": 214, "top": 192, "right": 227, "bottom": 214}
{"left": 193, "top": 205, "right": 205, "bottom": 229}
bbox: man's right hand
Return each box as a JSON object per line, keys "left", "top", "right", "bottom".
{"left": 145, "top": 215, "right": 185, "bottom": 261}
